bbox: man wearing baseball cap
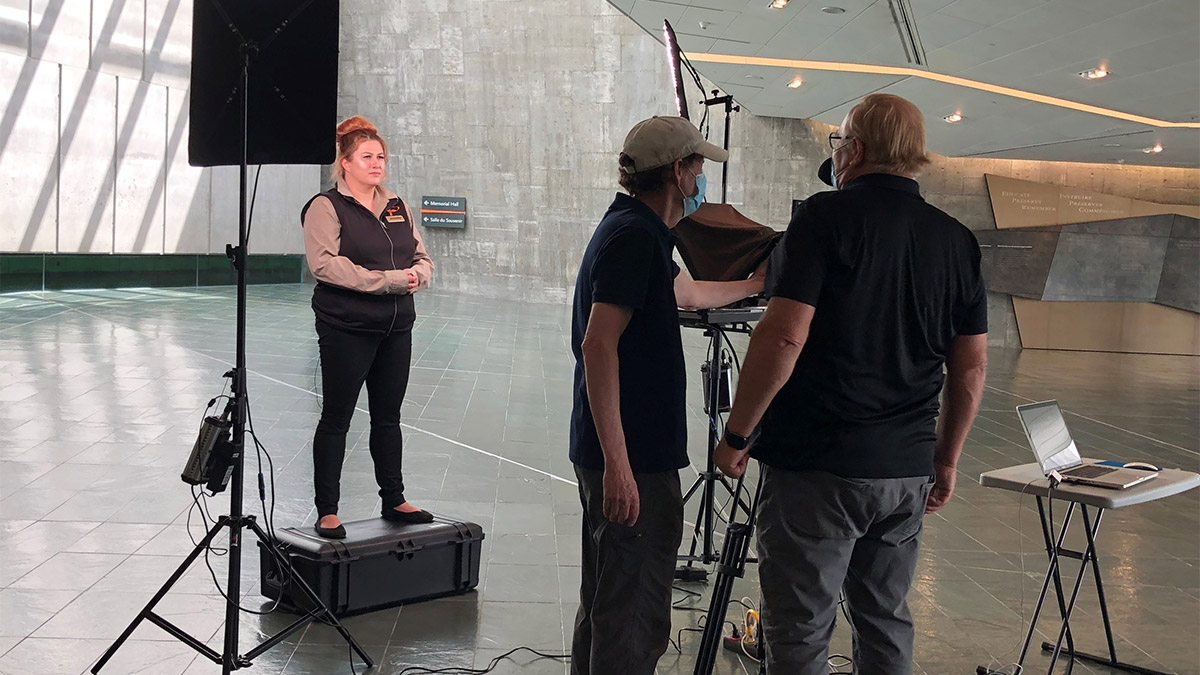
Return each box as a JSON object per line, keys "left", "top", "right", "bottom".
{"left": 567, "top": 116, "right": 764, "bottom": 674}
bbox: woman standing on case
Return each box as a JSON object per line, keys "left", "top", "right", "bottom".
{"left": 301, "top": 115, "right": 434, "bottom": 539}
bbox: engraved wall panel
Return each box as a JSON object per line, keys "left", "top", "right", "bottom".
{"left": 1042, "top": 233, "right": 1168, "bottom": 303}
{"left": 1157, "top": 216, "right": 1199, "bottom": 313}
{"left": 975, "top": 229, "right": 1058, "bottom": 299}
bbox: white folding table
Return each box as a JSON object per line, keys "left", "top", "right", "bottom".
{"left": 976, "top": 462, "right": 1199, "bottom": 675}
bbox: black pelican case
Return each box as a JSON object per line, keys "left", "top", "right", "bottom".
{"left": 258, "top": 516, "right": 484, "bottom": 616}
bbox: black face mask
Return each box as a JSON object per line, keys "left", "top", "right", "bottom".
{"left": 818, "top": 157, "right": 834, "bottom": 187}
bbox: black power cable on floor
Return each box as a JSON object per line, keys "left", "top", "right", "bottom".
{"left": 393, "top": 646, "right": 570, "bottom": 674}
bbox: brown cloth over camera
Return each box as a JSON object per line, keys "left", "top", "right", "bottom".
{"left": 674, "top": 202, "right": 783, "bottom": 282}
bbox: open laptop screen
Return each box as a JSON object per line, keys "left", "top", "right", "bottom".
{"left": 1017, "top": 401, "right": 1082, "bottom": 474}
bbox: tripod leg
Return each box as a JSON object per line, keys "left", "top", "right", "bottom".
{"left": 92, "top": 517, "right": 230, "bottom": 673}
{"left": 244, "top": 520, "right": 375, "bottom": 668}
{"left": 693, "top": 521, "right": 754, "bottom": 675}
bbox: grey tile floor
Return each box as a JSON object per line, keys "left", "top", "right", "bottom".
{"left": 0, "top": 285, "right": 1196, "bottom": 675}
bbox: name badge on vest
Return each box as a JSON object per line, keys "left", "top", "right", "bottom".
{"left": 383, "top": 204, "right": 406, "bottom": 225}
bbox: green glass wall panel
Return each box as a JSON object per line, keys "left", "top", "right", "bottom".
{"left": 0, "top": 254, "right": 304, "bottom": 293}
{"left": 0, "top": 255, "right": 44, "bottom": 292}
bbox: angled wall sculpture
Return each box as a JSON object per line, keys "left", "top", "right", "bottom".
{"left": 980, "top": 175, "right": 1200, "bottom": 356}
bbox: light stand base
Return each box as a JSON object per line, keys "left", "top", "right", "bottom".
{"left": 92, "top": 515, "right": 374, "bottom": 673}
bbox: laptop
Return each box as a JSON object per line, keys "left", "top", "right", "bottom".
{"left": 1016, "top": 400, "right": 1158, "bottom": 490}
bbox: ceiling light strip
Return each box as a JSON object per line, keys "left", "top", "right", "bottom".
{"left": 684, "top": 52, "right": 1200, "bottom": 129}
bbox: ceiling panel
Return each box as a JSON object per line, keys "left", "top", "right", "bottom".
{"left": 625, "top": 0, "right": 685, "bottom": 29}
{"left": 910, "top": 0, "right": 957, "bottom": 13}
{"left": 1107, "top": 29, "right": 1200, "bottom": 75}
{"left": 928, "top": 25, "right": 1051, "bottom": 73}
{"left": 608, "top": 0, "right": 1200, "bottom": 167}
{"left": 686, "top": 0, "right": 754, "bottom": 11}
{"left": 1049, "top": 1, "right": 1197, "bottom": 55}
{"left": 967, "top": 128, "right": 1200, "bottom": 168}
{"left": 703, "top": 37, "right": 761, "bottom": 57}
{"left": 984, "top": 1, "right": 1105, "bottom": 42}
{"left": 788, "top": 0, "right": 880, "bottom": 28}
{"left": 756, "top": 16, "right": 839, "bottom": 59}
{"left": 803, "top": 2, "right": 911, "bottom": 65}
{"left": 939, "top": 0, "right": 1047, "bottom": 27}
{"left": 674, "top": 32, "right": 717, "bottom": 53}
{"left": 721, "top": 7, "right": 789, "bottom": 44}
{"left": 769, "top": 72, "right": 910, "bottom": 115}
{"left": 678, "top": 5, "right": 740, "bottom": 39}
{"left": 908, "top": 11, "right": 987, "bottom": 51}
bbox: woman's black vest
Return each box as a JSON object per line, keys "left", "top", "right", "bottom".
{"left": 301, "top": 188, "right": 417, "bottom": 334}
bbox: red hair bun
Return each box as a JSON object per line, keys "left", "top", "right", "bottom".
{"left": 336, "top": 115, "right": 378, "bottom": 141}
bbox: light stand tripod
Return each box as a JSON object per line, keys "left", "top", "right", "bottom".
{"left": 701, "top": 90, "right": 739, "bottom": 204}
{"left": 676, "top": 308, "right": 761, "bottom": 581}
{"left": 692, "top": 469, "right": 764, "bottom": 675}
{"left": 92, "top": 39, "right": 372, "bottom": 675}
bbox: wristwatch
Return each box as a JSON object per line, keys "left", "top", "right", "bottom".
{"left": 723, "top": 429, "right": 750, "bottom": 450}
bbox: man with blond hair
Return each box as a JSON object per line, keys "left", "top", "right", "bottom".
{"left": 714, "top": 94, "right": 988, "bottom": 673}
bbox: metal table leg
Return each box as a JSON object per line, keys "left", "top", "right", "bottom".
{"left": 1038, "top": 505, "right": 1170, "bottom": 675}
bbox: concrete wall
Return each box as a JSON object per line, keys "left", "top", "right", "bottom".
{"left": 340, "top": 0, "right": 832, "bottom": 305}
{"left": 0, "top": 0, "right": 317, "bottom": 255}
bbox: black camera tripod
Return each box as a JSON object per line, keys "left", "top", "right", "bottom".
{"left": 692, "top": 466, "right": 765, "bottom": 675}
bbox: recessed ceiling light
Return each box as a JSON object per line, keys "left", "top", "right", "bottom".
{"left": 821, "top": 6, "right": 846, "bottom": 13}
{"left": 768, "top": 0, "right": 789, "bottom": 8}
{"left": 744, "top": 74, "right": 764, "bottom": 80}
{"left": 1079, "top": 67, "right": 1109, "bottom": 80}
{"left": 787, "top": 76, "right": 803, "bottom": 89}
{"left": 943, "top": 112, "right": 963, "bottom": 123}
{"left": 1102, "top": 143, "right": 1121, "bottom": 147}
{"left": 1142, "top": 144, "right": 1164, "bottom": 153}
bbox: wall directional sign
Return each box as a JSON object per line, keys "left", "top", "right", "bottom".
{"left": 420, "top": 196, "right": 467, "bottom": 228}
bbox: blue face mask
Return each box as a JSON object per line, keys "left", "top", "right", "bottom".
{"left": 681, "top": 170, "right": 706, "bottom": 218}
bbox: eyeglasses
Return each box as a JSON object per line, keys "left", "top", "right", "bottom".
{"left": 828, "top": 132, "right": 854, "bottom": 149}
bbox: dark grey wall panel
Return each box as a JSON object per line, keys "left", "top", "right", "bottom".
{"left": 976, "top": 229, "right": 1059, "bottom": 299}
{"left": 1058, "top": 215, "right": 1175, "bottom": 237}
{"left": 1171, "top": 215, "right": 1199, "bottom": 239}
{"left": 1043, "top": 233, "right": 1168, "bottom": 303}
{"left": 1157, "top": 230, "right": 1200, "bottom": 313}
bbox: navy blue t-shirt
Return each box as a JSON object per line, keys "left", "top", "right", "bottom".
{"left": 750, "top": 174, "right": 987, "bottom": 479}
{"left": 569, "top": 193, "right": 689, "bottom": 474}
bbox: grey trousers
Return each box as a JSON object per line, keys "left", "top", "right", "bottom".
{"left": 571, "top": 466, "right": 684, "bottom": 675}
{"left": 756, "top": 466, "right": 934, "bottom": 675}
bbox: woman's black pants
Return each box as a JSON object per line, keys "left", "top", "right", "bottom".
{"left": 312, "top": 319, "right": 412, "bottom": 518}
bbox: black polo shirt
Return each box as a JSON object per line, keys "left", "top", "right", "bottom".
{"left": 751, "top": 173, "right": 987, "bottom": 478}
{"left": 570, "top": 193, "right": 689, "bottom": 474}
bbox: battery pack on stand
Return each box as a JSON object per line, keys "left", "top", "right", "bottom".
{"left": 260, "top": 517, "right": 484, "bottom": 617}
